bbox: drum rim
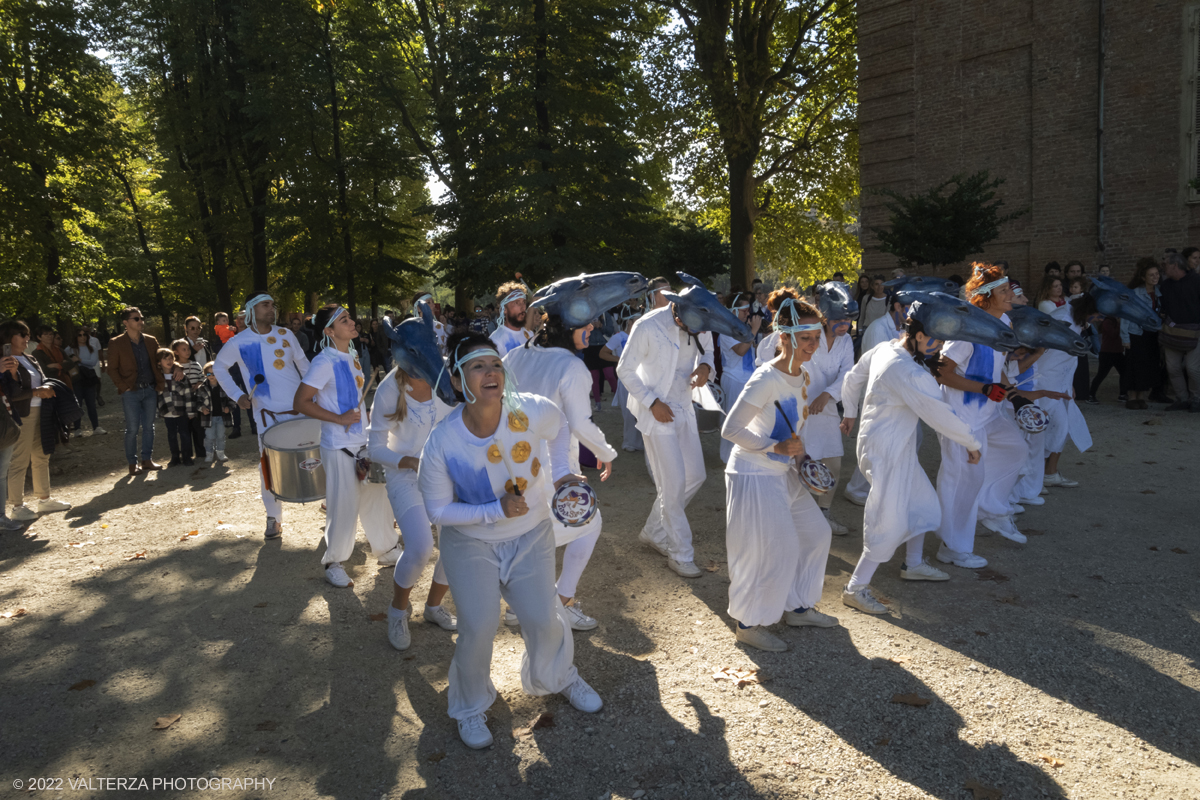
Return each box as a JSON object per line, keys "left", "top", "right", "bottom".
{"left": 261, "top": 417, "right": 323, "bottom": 449}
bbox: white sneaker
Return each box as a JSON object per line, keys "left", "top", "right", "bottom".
{"left": 376, "top": 545, "right": 402, "bottom": 566}
{"left": 388, "top": 605, "right": 412, "bottom": 650}
{"left": 216, "top": 450, "right": 229, "bottom": 462}
{"left": 423, "top": 604, "right": 457, "bottom": 631}
{"left": 842, "top": 586, "right": 888, "bottom": 615}
{"left": 638, "top": 530, "right": 670, "bottom": 558}
{"left": 936, "top": 544, "right": 988, "bottom": 569}
{"left": 458, "top": 714, "right": 493, "bottom": 749}
{"left": 900, "top": 560, "right": 950, "bottom": 581}
{"left": 82, "top": 429, "right": 93, "bottom": 437}
{"left": 503, "top": 607, "right": 519, "bottom": 626}
{"left": 10, "top": 505, "right": 38, "bottom": 522}
{"left": 560, "top": 677, "right": 603, "bottom": 712}
{"left": 844, "top": 492, "right": 867, "bottom": 507}
{"left": 784, "top": 608, "right": 839, "bottom": 628}
{"left": 563, "top": 602, "right": 598, "bottom": 631}
{"left": 1010, "top": 503, "right": 1025, "bottom": 515}
{"left": 204, "top": 452, "right": 214, "bottom": 464}
{"left": 93, "top": 427, "right": 107, "bottom": 435}
{"left": 0, "top": 515, "right": 25, "bottom": 531}
{"left": 825, "top": 514, "right": 850, "bottom": 536}
{"left": 735, "top": 624, "right": 788, "bottom": 651}
{"left": 1043, "top": 472, "right": 1079, "bottom": 488}
{"left": 36, "top": 498, "right": 71, "bottom": 514}
{"left": 325, "top": 563, "right": 354, "bottom": 588}
{"left": 1040, "top": 488, "right": 1049, "bottom": 496}
{"left": 1019, "top": 495, "right": 1045, "bottom": 506}
{"left": 668, "top": 558, "right": 702, "bottom": 578}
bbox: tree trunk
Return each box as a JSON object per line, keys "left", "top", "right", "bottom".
{"left": 115, "top": 169, "right": 171, "bottom": 338}
{"left": 32, "top": 163, "right": 61, "bottom": 288}
{"left": 250, "top": 173, "right": 270, "bottom": 292}
{"left": 727, "top": 152, "right": 758, "bottom": 290}
{"left": 324, "top": 17, "right": 355, "bottom": 318}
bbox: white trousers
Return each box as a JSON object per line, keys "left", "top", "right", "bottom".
{"left": 845, "top": 423, "right": 922, "bottom": 504}
{"left": 440, "top": 519, "right": 579, "bottom": 721}
{"left": 255, "top": 412, "right": 285, "bottom": 521}
{"left": 642, "top": 414, "right": 706, "bottom": 563}
{"left": 725, "top": 470, "right": 831, "bottom": 626}
{"left": 616, "top": 382, "right": 643, "bottom": 452}
{"left": 319, "top": 446, "right": 399, "bottom": 565}
{"left": 718, "top": 373, "right": 748, "bottom": 463}
{"left": 1011, "top": 428, "right": 1045, "bottom": 502}
{"left": 935, "top": 414, "right": 1025, "bottom": 553}
{"left": 556, "top": 528, "right": 600, "bottom": 599}
{"left": 385, "top": 469, "right": 448, "bottom": 588}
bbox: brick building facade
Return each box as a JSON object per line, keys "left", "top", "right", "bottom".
{"left": 859, "top": 0, "right": 1200, "bottom": 286}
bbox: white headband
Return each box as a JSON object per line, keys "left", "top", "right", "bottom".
{"left": 245, "top": 294, "right": 272, "bottom": 330}
{"left": 969, "top": 277, "right": 1009, "bottom": 298}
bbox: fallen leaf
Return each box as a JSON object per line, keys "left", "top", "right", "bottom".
{"left": 2, "top": 608, "right": 28, "bottom": 619}
{"left": 1171, "top": 547, "right": 1188, "bottom": 555}
{"left": 1142, "top": 418, "right": 1162, "bottom": 426}
{"left": 368, "top": 613, "right": 387, "bottom": 621}
{"left": 187, "top": 530, "right": 198, "bottom": 536}
{"left": 215, "top": 524, "right": 233, "bottom": 531}
{"left": 68, "top": 679, "right": 96, "bottom": 691}
{"left": 874, "top": 737, "right": 891, "bottom": 746}
{"left": 255, "top": 720, "right": 277, "bottom": 731}
{"left": 889, "top": 655, "right": 911, "bottom": 664}
{"left": 1089, "top": 575, "right": 1104, "bottom": 581}
{"left": 100, "top": 523, "right": 109, "bottom": 529}
{"left": 184, "top": 508, "right": 193, "bottom": 513}
{"left": 1067, "top": 593, "right": 1079, "bottom": 598}
{"left": 1148, "top": 546, "right": 1160, "bottom": 551}
{"left": 995, "top": 594, "right": 1020, "bottom": 605}
{"left": 975, "top": 568, "right": 1009, "bottom": 583}
{"left": 713, "top": 667, "right": 760, "bottom": 687}
{"left": 514, "top": 712, "right": 555, "bottom": 737}
{"left": 1140, "top": 489, "right": 1156, "bottom": 494}
{"left": 1143, "top": 460, "right": 1157, "bottom": 464}
{"left": 403, "top": 656, "right": 415, "bottom": 661}
{"left": 152, "top": 714, "right": 181, "bottom": 730}
{"left": 426, "top": 751, "right": 447, "bottom": 763}
{"left": 254, "top": 602, "right": 269, "bottom": 608}
{"left": 974, "top": 630, "right": 989, "bottom": 637}
{"left": 1038, "top": 753, "right": 1065, "bottom": 768}
{"left": 703, "top": 561, "right": 722, "bottom": 572}
{"left": 124, "top": 551, "right": 147, "bottom": 561}
{"left": 217, "top": 519, "right": 224, "bottom": 524}
{"left": 890, "top": 693, "right": 930, "bottom": 707}
{"left": 964, "top": 779, "right": 1002, "bottom": 800}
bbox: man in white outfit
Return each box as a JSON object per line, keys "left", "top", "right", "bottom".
{"left": 617, "top": 297, "right": 714, "bottom": 578}
{"left": 213, "top": 293, "right": 311, "bottom": 539}
{"left": 489, "top": 281, "right": 533, "bottom": 355}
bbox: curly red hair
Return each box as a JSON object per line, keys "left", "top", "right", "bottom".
{"left": 964, "top": 263, "right": 1008, "bottom": 309}
{"left": 767, "top": 288, "right": 822, "bottom": 325}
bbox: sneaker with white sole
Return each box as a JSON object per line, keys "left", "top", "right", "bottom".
{"left": 216, "top": 450, "right": 229, "bottom": 462}
{"left": 388, "top": 605, "right": 412, "bottom": 650}
{"left": 10, "top": 505, "right": 38, "bottom": 522}
{"left": 325, "top": 563, "right": 354, "bottom": 588}
{"left": 668, "top": 558, "right": 702, "bottom": 578}
{"left": 93, "top": 427, "right": 107, "bottom": 435}
{"left": 0, "top": 515, "right": 25, "bottom": 531}
{"left": 264, "top": 517, "right": 282, "bottom": 540}
{"left": 982, "top": 516, "right": 1027, "bottom": 544}
{"left": 844, "top": 492, "right": 867, "bottom": 507}
{"left": 560, "top": 677, "right": 603, "bottom": 712}
{"left": 638, "top": 530, "right": 670, "bottom": 558}
{"left": 503, "top": 608, "right": 519, "bottom": 626}
{"left": 36, "top": 498, "right": 71, "bottom": 514}
{"left": 900, "top": 560, "right": 950, "bottom": 581}
{"left": 1010, "top": 503, "right": 1025, "bottom": 515}
{"left": 1043, "top": 472, "right": 1079, "bottom": 488}
{"left": 423, "top": 604, "right": 457, "bottom": 630}
{"left": 784, "top": 608, "right": 839, "bottom": 627}
{"left": 825, "top": 514, "right": 850, "bottom": 536}
{"left": 1019, "top": 495, "right": 1045, "bottom": 506}
{"left": 82, "top": 429, "right": 93, "bottom": 437}
{"left": 936, "top": 544, "right": 987, "bottom": 569}
{"left": 1040, "top": 488, "right": 1049, "bottom": 496}
{"left": 376, "top": 545, "right": 402, "bottom": 566}
{"left": 563, "top": 602, "right": 598, "bottom": 631}
{"left": 205, "top": 452, "right": 214, "bottom": 464}
{"left": 458, "top": 714, "right": 493, "bottom": 749}
{"left": 842, "top": 586, "right": 888, "bottom": 615}
{"left": 735, "top": 624, "right": 788, "bottom": 651}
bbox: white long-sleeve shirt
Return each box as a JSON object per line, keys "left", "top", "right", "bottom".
{"left": 862, "top": 311, "right": 903, "bottom": 354}
{"left": 418, "top": 394, "right": 570, "bottom": 540}
{"left": 367, "top": 369, "right": 453, "bottom": 469}
{"left": 213, "top": 324, "right": 310, "bottom": 415}
{"left": 490, "top": 324, "right": 532, "bottom": 356}
{"left": 721, "top": 364, "right": 810, "bottom": 476}
{"left": 615, "top": 305, "right": 714, "bottom": 435}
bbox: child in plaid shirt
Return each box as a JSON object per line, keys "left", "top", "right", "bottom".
{"left": 173, "top": 338, "right": 207, "bottom": 461}
{"left": 196, "top": 361, "right": 232, "bottom": 464}
{"left": 157, "top": 348, "right": 197, "bottom": 466}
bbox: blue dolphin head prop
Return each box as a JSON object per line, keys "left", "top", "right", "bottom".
{"left": 383, "top": 304, "right": 457, "bottom": 405}
{"left": 812, "top": 281, "right": 859, "bottom": 321}
{"left": 899, "top": 290, "right": 1021, "bottom": 351}
{"left": 529, "top": 271, "right": 648, "bottom": 329}
{"left": 1088, "top": 275, "right": 1161, "bottom": 332}
{"left": 664, "top": 272, "right": 754, "bottom": 343}
{"left": 885, "top": 275, "right": 961, "bottom": 297}
{"left": 1006, "top": 304, "right": 1090, "bottom": 356}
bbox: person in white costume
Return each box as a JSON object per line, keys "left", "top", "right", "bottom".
{"left": 718, "top": 291, "right": 762, "bottom": 462}
{"left": 838, "top": 302, "right": 983, "bottom": 614}
{"left": 933, "top": 265, "right": 1064, "bottom": 567}
{"left": 505, "top": 314, "right": 618, "bottom": 631}
{"left": 418, "top": 333, "right": 602, "bottom": 750}
{"left": 489, "top": 281, "right": 534, "bottom": 355}
{"left": 600, "top": 307, "right": 643, "bottom": 452}
{"left": 843, "top": 293, "right": 909, "bottom": 505}
{"left": 616, "top": 292, "right": 715, "bottom": 578}
{"left": 802, "top": 284, "right": 857, "bottom": 534}
{"left": 1038, "top": 296, "right": 1099, "bottom": 489}
{"left": 294, "top": 305, "right": 401, "bottom": 587}
{"left": 721, "top": 292, "right": 838, "bottom": 652}
{"left": 368, "top": 365, "right": 458, "bottom": 650}
{"left": 214, "top": 292, "right": 311, "bottom": 539}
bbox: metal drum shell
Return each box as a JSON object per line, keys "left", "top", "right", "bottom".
{"left": 262, "top": 418, "right": 326, "bottom": 503}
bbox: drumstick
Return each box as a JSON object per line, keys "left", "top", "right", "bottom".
{"left": 773, "top": 401, "right": 798, "bottom": 438}
{"left": 495, "top": 439, "right": 522, "bottom": 496}
{"left": 343, "top": 369, "right": 378, "bottom": 433}
{"left": 247, "top": 373, "right": 265, "bottom": 401}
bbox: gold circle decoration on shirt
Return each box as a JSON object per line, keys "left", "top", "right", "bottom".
{"left": 531, "top": 457, "right": 541, "bottom": 477}
{"left": 487, "top": 444, "right": 502, "bottom": 463}
{"left": 267, "top": 336, "right": 277, "bottom": 344}
{"left": 279, "top": 328, "right": 288, "bottom": 335}
{"left": 505, "top": 477, "right": 528, "bottom": 495}
{"left": 355, "top": 374, "right": 364, "bottom": 388}
{"left": 274, "top": 349, "right": 284, "bottom": 358}
{"left": 282, "top": 340, "right": 290, "bottom": 348}
{"left": 273, "top": 359, "right": 285, "bottom": 370}
{"left": 511, "top": 441, "right": 531, "bottom": 463}
{"left": 802, "top": 406, "right": 809, "bottom": 420}
{"left": 353, "top": 359, "right": 361, "bottom": 371}
{"left": 507, "top": 410, "right": 529, "bottom": 432}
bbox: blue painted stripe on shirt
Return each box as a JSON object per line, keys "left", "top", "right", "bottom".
{"left": 238, "top": 342, "right": 270, "bottom": 400}
{"left": 447, "top": 457, "right": 497, "bottom": 505}
{"left": 962, "top": 344, "right": 995, "bottom": 407}
{"left": 332, "top": 357, "right": 361, "bottom": 437}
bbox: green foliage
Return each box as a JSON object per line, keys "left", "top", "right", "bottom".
{"left": 651, "top": 220, "right": 729, "bottom": 286}
{"left": 870, "top": 171, "right": 1029, "bottom": 268}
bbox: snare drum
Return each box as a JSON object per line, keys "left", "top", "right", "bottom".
{"left": 261, "top": 418, "right": 326, "bottom": 502}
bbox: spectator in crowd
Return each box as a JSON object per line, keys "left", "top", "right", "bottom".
{"left": 854, "top": 275, "right": 872, "bottom": 304}
{"left": 172, "top": 339, "right": 207, "bottom": 460}
{"left": 1184, "top": 246, "right": 1200, "bottom": 272}
{"left": 1, "top": 320, "right": 71, "bottom": 521}
{"left": 1121, "top": 257, "right": 1163, "bottom": 410}
{"left": 1044, "top": 261, "right": 1063, "bottom": 279}
{"left": 32, "top": 325, "right": 72, "bottom": 394}
{"left": 1065, "top": 260, "right": 1084, "bottom": 281}
{"left": 107, "top": 307, "right": 165, "bottom": 475}
{"left": 1087, "top": 313, "right": 1126, "bottom": 404}
{"left": 184, "top": 316, "right": 210, "bottom": 365}
{"left": 1065, "top": 276, "right": 1092, "bottom": 400}
{"left": 288, "top": 315, "right": 311, "bottom": 355}
{"left": 0, "top": 363, "right": 20, "bottom": 530}
{"left": 1159, "top": 251, "right": 1200, "bottom": 411}
{"left": 857, "top": 276, "right": 889, "bottom": 334}
{"left": 352, "top": 320, "right": 373, "bottom": 378}
{"left": 468, "top": 305, "right": 490, "bottom": 335}
{"left": 225, "top": 311, "right": 256, "bottom": 439}
{"left": 65, "top": 327, "right": 106, "bottom": 436}
{"left": 1036, "top": 277, "right": 1065, "bottom": 312}
{"left": 157, "top": 348, "right": 196, "bottom": 466}
{"left": 891, "top": 267, "right": 905, "bottom": 279}
{"left": 1098, "top": 265, "right": 1112, "bottom": 277}
{"left": 213, "top": 312, "right": 237, "bottom": 345}
{"left": 196, "top": 361, "right": 231, "bottom": 464}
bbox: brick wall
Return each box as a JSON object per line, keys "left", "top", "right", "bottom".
{"left": 859, "top": 0, "right": 1199, "bottom": 287}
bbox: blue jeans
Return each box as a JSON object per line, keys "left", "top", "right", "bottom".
{"left": 0, "top": 443, "right": 13, "bottom": 513}
{"left": 121, "top": 386, "right": 157, "bottom": 464}
{"left": 204, "top": 417, "right": 226, "bottom": 453}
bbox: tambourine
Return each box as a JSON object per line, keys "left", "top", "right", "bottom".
{"left": 1015, "top": 403, "right": 1049, "bottom": 433}
{"left": 551, "top": 480, "right": 599, "bottom": 527}
{"left": 707, "top": 381, "right": 725, "bottom": 408}
{"left": 798, "top": 456, "right": 835, "bottom": 494}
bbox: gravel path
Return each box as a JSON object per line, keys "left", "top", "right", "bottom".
{"left": 1, "top": 379, "right": 1197, "bottom": 799}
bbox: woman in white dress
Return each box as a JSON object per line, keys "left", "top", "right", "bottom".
{"left": 802, "top": 289, "right": 856, "bottom": 534}
{"left": 721, "top": 291, "right": 838, "bottom": 653}
{"left": 837, "top": 302, "right": 983, "bottom": 614}
{"left": 718, "top": 291, "right": 761, "bottom": 462}
{"left": 418, "top": 332, "right": 602, "bottom": 750}
{"left": 1037, "top": 295, "right": 1100, "bottom": 489}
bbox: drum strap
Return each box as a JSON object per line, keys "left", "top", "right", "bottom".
{"left": 261, "top": 408, "right": 302, "bottom": 427}
{"left": 340, "top": 447, "right": 370, "bottom": 482}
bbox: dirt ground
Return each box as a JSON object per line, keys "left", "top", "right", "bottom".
{"left": 1, "top": 372, "right": 1198, "bottom": 800}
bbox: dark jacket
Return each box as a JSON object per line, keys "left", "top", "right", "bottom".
{"left": 107, "top": 332, "right": 165, "bottom": 394}
{"left": 39, "top": 378, "right": 81, "bottom": 455}
{"left": 1160, "top": 270, "right": 1200, "bottom": 326}
{"left": 0, "top": 356, "right": 41, "bottom": 420}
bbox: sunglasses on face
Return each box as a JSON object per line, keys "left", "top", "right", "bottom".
{"left": 129, "top": 317, "right": 144, "bottom": 322}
